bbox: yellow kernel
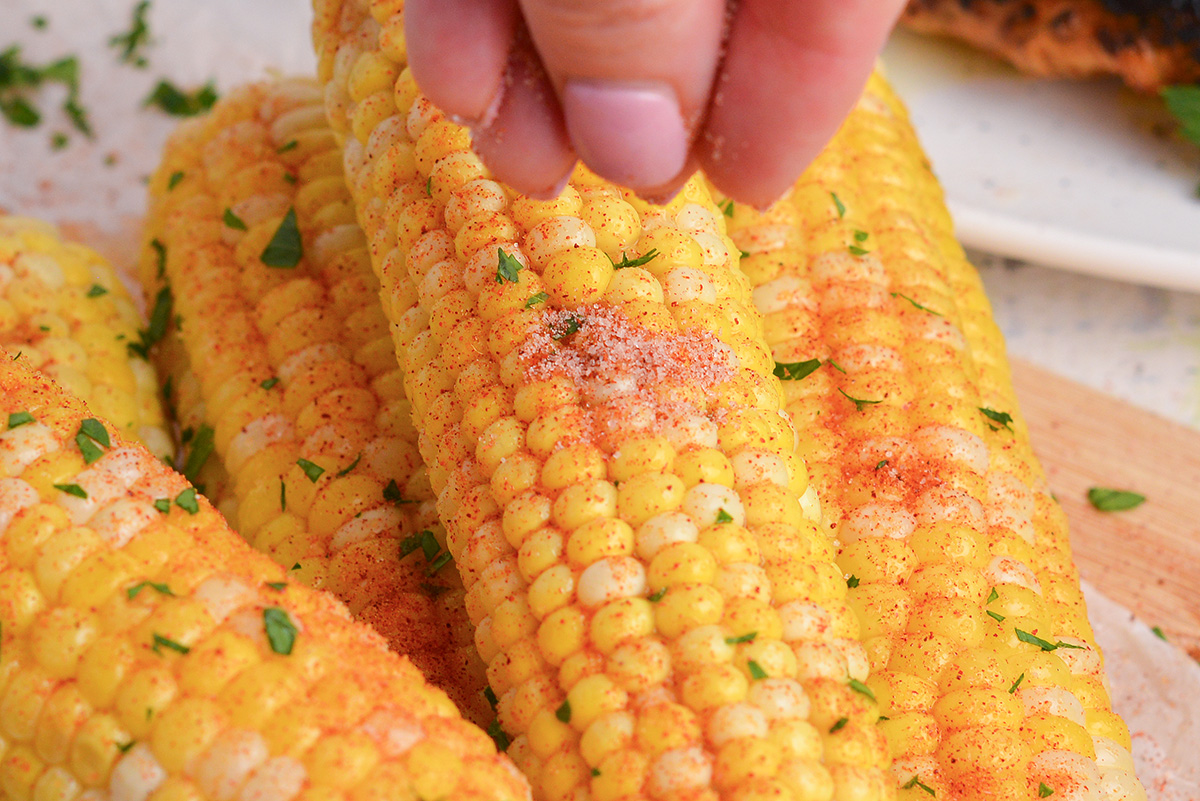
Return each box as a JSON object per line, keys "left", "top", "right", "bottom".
{"left": 931, "top": 687, "right": 1023, "bottom": 734}
{"left": 604, "top": 638, "right": 671, "bottom": 693}
{"left": 566, "top": 518, "right": 634, "bottom": 568}
{"left": 681, "top": 664, "right": 749, "bottom": 711}
{"left": 616, "top": 473, "right": 686, "bottom": 527}
{"left": 579, "top": 711, "right": 634, "bottom": 767}
{"left": 608, "top": 437, "right": 674, "bottom": 483}
{"left": 635, "top": 703, "right": 701, "bottom": 757}
{"left": 528, "top": 564, "right": 575, "bottom": 619}
{"left": 503, "top": 492, "right": 552, "bottom": 549}
{"left": 518, "top": 527, "right": 565, "bottom": 583}
{"left": 537, "top": 605, "right": 587, "bottom": 666}
{"left": 655, "top": 583, "right": 724, "bottom": 639}
{"left": 714, "top": 737, "right": 780, "bottom": 791}
{"left": 542, "top": 445, "right": 607, "bottom": 491}
{"left": 542, "top": 247, "right": 614, "bottom": 308}
{"left": 589, "top": 598, "right": 654, "bottom": 654}
{"left": 581, "top": 196, "right": 641, "bottom": 259}
{"left": 566, "top": 675, "right": 628, "bottom": 731}
{"left": 1021, "top": 713, "right": 1096, "bottom": 758}
{"left": 552, "top": 481, "right": 617, "bottom": 531}
{"left": 673, "top": 448, "right": 735, "bottom": 488}
{"left": 648, "top": 542, "right": 718, "bottom": 589}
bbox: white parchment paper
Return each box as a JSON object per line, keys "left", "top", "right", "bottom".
{"left": 0, "top": 3, "right": 1194, "bottom": 797}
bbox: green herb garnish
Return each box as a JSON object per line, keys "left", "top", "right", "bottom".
{"left": 263, "top": 607, "right": 297, "bottom": 655}
{"left": 725, "top": 632, "right": 757, "bottom": 645}
{"left": 143, "top": 79, "right": 217, "bottom": 117}
{"left": 108, "top": 0, "right": 152, "bottom": 67}
{"left": 610, "top": 249, "right": 659, "bottom": 270}
{"left": 715, "top": 508, "right": 734, "bottom": 524}
{"left": 53, "top": 483, "right": 87, "bottom": 499}
{"left": 555, "top": 700, "right": 571, "bottom": 723}
{"left": 495, "top": 248, "right": 522, "bottom": 284}
{"left": 1086, "top": 487, "right": 1146, "bottom": 512}
{"left": 296, "top": 458, "right": 325, "bottom": 483}
{"left": 223, "top": 208, "right": 247, "bottom": 231}
{"left": 772, "top": 359, "right": 821, "bottom": 382}
{"left": 891, "top": 292, "right": 942, "bottom": 316}
{"left": 979, "top": 407, "right": 1013, "bottom": 432}
{"left": 838, "top": 388, "right": 882, "bottom": 412}
{"left": 151, "top": 633, "right": 189, "bottom": 655}
{"left": 7, "top": 411, "right": 35, "bottom": 428}
{"left": 127, "top": 581, "right": 173, "bottom": 600}
{"left": 260, "top": 207, "right": 302, "bottom": 268}
{"left": 174, "top": 487, "right": 199, "bottom": 515}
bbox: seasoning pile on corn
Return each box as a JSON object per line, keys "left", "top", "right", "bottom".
{"left": 0, "top": 2, "right": 1148, "bottom": 800}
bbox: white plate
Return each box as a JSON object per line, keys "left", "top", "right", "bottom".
{"left": 882, "top": 29, "right": 1200, "bottom": 290}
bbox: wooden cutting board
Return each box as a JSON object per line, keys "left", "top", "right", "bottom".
{"left": 1012, "top": 359, "right": 1200, "bottom": 659}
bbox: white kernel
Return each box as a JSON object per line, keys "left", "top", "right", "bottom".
{"left": 226, "top": 415, "right": 294, "bottom": 475}
{"left": 913, "top": 486, "right": 986, "bottom": 529}
{"left": 463, "top": 241, "right": 524, "bottom": 294}
{"left": 839, "top": 502, "right": 915, "bottom": 544}
{"left": 109, "top": 743, "right": 166, "bottom": 801}
{"left": 681, "top": 483, "right": 744, "bottom": 528}
{"left": 1054, "top": 638, "right": 1103, "bottom": 675}
{"left": 674, "top": 203, "right": 719, "bottom": 235}
{"left": 671, "top": 625, "right": 733, "bottom": 674}
{"left": 0, "top": 421, "right": 62, "bottom": 475}
{"left": 911, "top": 313, "right": 967, "bottom": 349}
{"left": 419, "top": 259, "right": 467, "bottom": 307}
{"left": 706, "top": 703, "right": 767, "bottom": 747}
{"left": 1017, "top": 686, "right": 1085, "bottom": 725}
{"left": 331, "top": 506, "right": 405, "bottom": 551}
{"left": 310, "top": 224, "right": 365, "bottom": 269}
{"left": 836, "top": 638, "right": 870, "bottom": 681}
{"left": 660, "top": 413, "right": 718, "bottom": 451}
{"left": 730, "top": 450, "right": 789, "bottom": 488}
{"left": 238, "top": 756, "right": 307, "bottom": 801}
{"left": 752, "top": 275, "right": 813, "bottom": 315}
{"left": 662, "top": 267, "right": 716, "bottom": 306}
{"left": 195, "top": 730, "right": 270, "bottom": 801}
{"left": 635, "top": 513, "right": 699, "bottom": 561}
{"left": 1092, "top": 737, "right": 1135, "bottom": 772}
{"left": 1098, "top": 767, "right": 1147, "bottom": 801}
{"left": 193, "top": 576, "right": 258, "bottom": 625}
{"left": 986, "top": 470, "right": 1036, "bottom": 517}
{"left": 791, "top": 640, "right": 849, "bottom": 681}
{"left": 798, "top": 485, "right": 821, "bottom": 523}
{"left": 277, "top": 343, "right": 350, "bottom": 382}
{"left": 818, "top": 281, "right": 890, "bottom": 314}
{"left": 524, "top": 216, "right": 595, "bottom": 269}
{"left": 577, "top": 557, "right": 645, "bottom": 608}
{"left": 362, "top": 114, "right": 407, "bottom": 160}
{"left": 911, "top": 425, "right": 989, "bottom": 474}
{"left": 692, "top": 232, "right": 731, "bottom": 266}
{"left": 14, "top": 251, "right": 65, "bottom": 289}
{"left": 647, "top": 747, "right": 711, "bottom": 798}
{"left": 778, "top": 601, "right": 833, "bottom": 642}
{"left": 984, "top": 555, "right": 1042, "bottom": 594}
{"left": 0, "top": 478, "right": 38, "bottom": 535}
{"left": 89, "top": 499, "right": 158, "bottom": 548}
{"left": 362, "top": 710, "right": 427, "bottom": 758}
{"left": 890, "top": 755, "right": 939, "bottom": 789}
{"left": 747, "top": 678, "right": 810, "bottom": 721}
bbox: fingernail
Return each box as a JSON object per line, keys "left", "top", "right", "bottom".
{"left": 523, "top": 167, "right": 574, "bottom": 201}
{"left": 563, "top": 80, "right": 688, "bottom": 191}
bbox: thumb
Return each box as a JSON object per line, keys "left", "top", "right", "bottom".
{"left": 518, "top": 0, "right": 727, "bottom": 195}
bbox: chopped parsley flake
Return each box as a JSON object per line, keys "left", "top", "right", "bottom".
{"left": 31, "top": 16, "right": 47, "bottom": 29}
{"left": 826, "top": 359, "right": 847, "bottom": 373}
{"left": 979, "top": 407, "right": 1013, "bottom": 432}
{"left": 1008, "top": 673, "right": 1025, "bottom": 694}
{"left": 144, "top": 80, "right": 217, "bottom": 117}
{"left": 831, "top": 192, "right": 846, "bottom": 218}
{"left": 265, "top": 581, "right": 286, "bottom": 591}
{"left": 153, "top": 498, "right": 170, "bottom": 513}
{"left": 7, "top": 411, "right": 35, "bottom": 429}
{"left": 719, "top": 198, "right": 734, "bottom": 217}
{"left": 260, "top": 377, "right": 279, "bottom": 390}
{"left": 551, "top": 315, "right": 582, "bottom": 339}
{"left": 837, "top": 388, "right": 882, "bottom": 412}
{"left": 1039, "top": 783, "right": 1055, "bottom": 798}
{"left": 747, "top": 660, "right": 768, "bottom": 680}
{"left": 829, "top": 717, "right": 848, "bottom": 733}
{"left": 167, "top": 171, "right": 184, "bottom": 189}
{"left": 848, "top": 677, "right": 875, "bottom": 701}
{"left": 280, "top": 482, "right": 287, "bottom": 511}
{"left": 555, "top": 700, "right": 571, "bottom": 723}
{"left": 151, "top": 633, "right": 189, "bottom": 655}
{"left": 0, "top": 48, "right": 91, "bottom": 136}
{"left": 1162, "top": 85, "right": 1200, "bottom": 146}
{"left": 853, "top": 229, "right": 869, "bottom": 242}
{"left": 86, "top": 284, "right": 108, "bottom": 297}
{"left": 1087, "top": 487, "right": 1146, "bottom": 512}
{"left": 150, "top": 238, "right": 166, "bottom": 277}
{"left": 263, "top": 607, "right": 297, "bottom": 655}
{"left": 987, "top": 587, "right": 999, "bottom": 604}
{"left": 108, "top": 0, "right": 152, "bottom": 66}
{"left": 383, "top": 479, "right": 416, "bottom": 505}
{"left": 716, "top": 508, "right": 734, "bottom": 524}
{"left": 846, "top": 575, "right": 860, "bottom": 589}
{"left": 986, "top": 610, "right": 1006, "bottom": 623}
{"left": 487, "top": 719, "right": 509, "bottom": 751}
{"left": 772, "top": 359, "right": 822, "bottom": 382}
{"left": 891, "top": 292, "right": 942, "bottom": 316}
{"left": 181, "top": 424, "right": 214, "bottom": 483}
{"left": 1015, "top": 628, "right": 1058, "bottom": 651}
{"left": 427, "top": 550, "right": 453, "bottom": 576}
{"left": 648, "top": 587, "right": 667, "bottom": 602}
{"left": 127, "top": 581, "right": 173, "bottom": 600}
{"left": 874, "top": 460, "right": 888, "bottom": 471}
{"left": 174, "top": 487, "right": 199, "bottom": 515}
{"left": 610, "top": 249, "right": 659, "bottom": 269}
{"left": 725, "top": 632, "right": 757, "bottom": 645}
{"left": 336, "top": 452, "right": 362, "bottom": 478}
{"left": 260, "top": 208, "right": 302, "bottom": 268}
{"left": 1152, "top": 625, "right": 1168, "bottom": 641}
{"left": 223, "top": 208, "right": 247, "bottom": 231}
{"left": 53, "top": 483, "right": 87, "bottom": 499}
{"left": 128, "top": 285, "right": 172, "bottom": 358}
{"left": 277, "top": 139, "right": 298, "bottom": 153}
{"left": 296, "top": 458, "right": 325, "bottom": 483}
{"left": 848, "top": 244, "right": 869, "bottom": 257}
{"left": 484, "top": 686, "right": 499, "bottom": 710}
{"left": 525, "top": 292, "right": 549, "bottom": 308}
{"left": 495, "top": 248, "right": 522, "bottom": 284}
{"left": 902, "top": 776, "right": 936, "bottom": 796}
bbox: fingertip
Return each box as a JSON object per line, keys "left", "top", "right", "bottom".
{"left": 406, "top": 0, "right": 518, "bottom": 125}
{"left": 470, "top": 35, "right": 578, "bottom": 200}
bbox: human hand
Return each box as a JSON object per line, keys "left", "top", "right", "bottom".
{"left": 406, "top": 0, "right": 907, "bottom": 206}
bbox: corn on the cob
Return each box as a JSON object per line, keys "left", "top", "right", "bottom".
{"left": 315, "top": 3, "right": 895, "bottom": 800}
{"left": 0, "top": 216, "right": 172, "bottom": 463}
{"left": 726, "top": 71, "right": 1145, "bottom": 801}
{"left": 138, "top": 77, "right": 489, "bottom": 724}
{"left": 0, "top": 354, "right": 529, "bottom": 801}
